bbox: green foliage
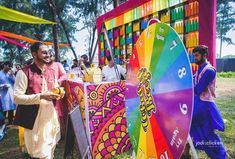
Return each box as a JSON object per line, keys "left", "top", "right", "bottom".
{"left": 217, "top": 72, "right": 235, "bottom": 78}
{"left": 0, "top": 0, "right": 79, "bottom": 63}
{"left": 217, "top": 0, "right": 235, "bottom": 57}
{"left": 217, "top": 0, "right": 235, "bottom": 41}
{"left": 222, "top": 54, "right": 235, "bottom": 58}
{"left": 111, "top": 150, "right": 132, "bottom": 159}
{"left": 216, "top": 95, "right": 235, "bottom": 158}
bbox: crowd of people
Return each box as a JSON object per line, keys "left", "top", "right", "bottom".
{"left": 61, "top": 54, "right": 126, "bottom": 82}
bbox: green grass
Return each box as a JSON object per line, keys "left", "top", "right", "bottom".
{"left": 111, "top": 150, "right": 132, "bottom": 159}
{"left": 217, "top": 72, "right": 235, "bottom": 78}
{"left": 0, "top": 127, "right": 30, "bottom": 158}
{"left": 216, "top": 95, "right": 235, "bottom": 158}
{"left": 0, "top": 95, "right": 234, "bottom": 159}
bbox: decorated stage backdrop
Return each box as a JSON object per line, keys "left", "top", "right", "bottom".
{"left": 96, "top": 0, "right": 216, "bottom": 73}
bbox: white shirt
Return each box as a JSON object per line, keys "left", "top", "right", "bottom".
{"left": 14, "top": 70, "right": 60, "bottom": 158}
{"left": 102, "top": 65, "right": 126, "bottom": 82}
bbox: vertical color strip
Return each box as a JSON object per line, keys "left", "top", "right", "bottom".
{"left": 137, "top": 125, "right": 147, "bottom": 159}
{"left": 146, "top": 123, "right": 158, "bottom": 158}
{"left": 150, "top": 116, "right": 174, "bottom": 159}
{"left": 144, "top": 24, "right": 157, "bottom": 69}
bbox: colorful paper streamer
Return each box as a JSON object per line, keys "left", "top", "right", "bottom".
{"left": 0, "top": 35, "right": 29, "bottom": 48}
{"left": 0, "top": 31, "right": 70, "bottom": 47}
{"left": 0, "top": 5, "right": 55, "bottom": 24}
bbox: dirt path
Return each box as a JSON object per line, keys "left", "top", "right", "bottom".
{"left": 216, "top": 78, "right": 235, "bottom": 98}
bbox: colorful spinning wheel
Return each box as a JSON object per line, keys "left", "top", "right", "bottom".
{"left": 125, "top": 22, "right": 193, "bottom": 159}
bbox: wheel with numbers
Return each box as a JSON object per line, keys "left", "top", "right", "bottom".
{"left": 125, "top": 22, "right": 193, "bottom": 159}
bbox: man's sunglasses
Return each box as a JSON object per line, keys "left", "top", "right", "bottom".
{"left": 41, "top": 50, "right": 53, "bottom": 55}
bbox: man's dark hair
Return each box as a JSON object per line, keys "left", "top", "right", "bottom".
{"left": 107, "top": 55, "right": 112, "bottom": 62}
{"left": 81, "top": 54, "right": 88, "bottom": 60}
{"left": 30, "top": 42, "right": 45, "bottom": 53}
{"left": 4, "top": 61, "right": 13, "bottom": 67}
{"left": 192, "top": 45, "right": 208, "bottom": 55}
{"left": 73, "top": 59, "right": 78, "bottom": 62}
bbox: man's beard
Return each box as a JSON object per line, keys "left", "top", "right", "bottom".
{"left": 195, "top": 58, "right": 205, "bottom": 65}
{"left": 36, "top": 56, "right": 51, "bottom": 64}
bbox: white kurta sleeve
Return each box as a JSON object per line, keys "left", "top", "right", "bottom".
{"left": 14, "top": 70, "right": 41, "bottom": 105}
{"left": 118, "top": 65, "right": 126, "bottom": 76}
{"left": 102, "top": 66, "right": 108, "bottom": 81}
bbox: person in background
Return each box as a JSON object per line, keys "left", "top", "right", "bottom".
{"left": 0, "top": 63, "right": 6, "bottom": 141}
{"left": 102, "top": 56, "right": 126, "bottom": 82}
{"left": 15, "top": 63, "right": 22, "bottom": 76}
{"left": 0, "top": 61, "right": 16, "bottom": 126}
{"left": 81, "top": 54, "right": 91, "bottom": 68}
{"left": 47, "top": 52, "right": 67, "bottom": 85}
{"left": 0, "top": 100, "right": 5, "bottom": 141}
{"left": 182, "top": 45, "right": 226, "bottom": 159}
{"left": 62, "top": 60, "right": 70, "bottom": 73}
{"left": 14, "top": 42, "right": 61, "bottom": 159}
{"left": 47, "top": 51, "right": 67, "bottom": 139}
{"left": 71, "top": 59, "right": 78, "bottom": 69}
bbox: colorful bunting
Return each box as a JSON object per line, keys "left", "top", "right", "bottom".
{"left": 0, "top": 35, "right": 29, "bottom": 48}
{"left": 0, "top": 5, "right": 55, "bottom": 24}
{"left": 0, "top": 31, "right": 70, "bottom": 47}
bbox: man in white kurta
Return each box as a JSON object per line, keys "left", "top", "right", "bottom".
{"left": 14, "top": 42, "right": 61, "bottom": 159}
{"left": 102, "top": 56, "right": 126, "bottom": 81}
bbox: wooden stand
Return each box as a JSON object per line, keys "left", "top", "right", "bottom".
{"left": 63, "top": 106, "right": 91, "bottom": 159}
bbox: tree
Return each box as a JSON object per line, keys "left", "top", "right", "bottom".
{"left": 113, "top": 0, "right": 127, "bottom": 7}
{"left": 0, "top": 0, "right": 79, "bottom": 63}
{"left": 222, "top": 54, "right": 235, "bottom": 58}
{"left": 0, "top": 0, "right": 113, "bottom": 63}
{"left": 47, "top": 0, "right": 60, "bottom": 61}
{"left": 67, "top": 0, "right": 113, "bottom": 63}
{"left": 217, "top": 0, "right": 235, "bottom": 58}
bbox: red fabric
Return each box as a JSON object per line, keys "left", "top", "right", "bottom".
{"left": 47, "top": 62, "right": 67, "bottom": 85}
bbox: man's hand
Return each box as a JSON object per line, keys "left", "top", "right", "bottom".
{"left": 40, "top": 91, "right": 61, "bottom": 101}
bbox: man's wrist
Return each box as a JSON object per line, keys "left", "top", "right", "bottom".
{"left": 39, "top": 93, "right": 44, "bottom": 100}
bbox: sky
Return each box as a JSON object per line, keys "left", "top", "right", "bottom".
{"left": 216, "top": 30, "right": 235, "bottom": 57}
{"left": 73, "top": 26, "right": 94, "bottom": 58}
{"left": 70, "top": 27, "right": 99, "bottom": 64}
